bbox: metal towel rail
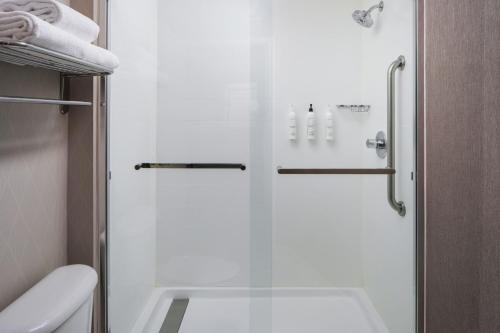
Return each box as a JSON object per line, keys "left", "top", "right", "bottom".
{"left": 0, "top": 96, "right": 91, "bottom": 107}
{"left": 0, "top": 41, "right": 114, "bottom": 112}
{"left": 277, "top": 168, "right": 395, "bottom": 175}
{"left": 135, "top": 163, "right": 247, "bottom": 171}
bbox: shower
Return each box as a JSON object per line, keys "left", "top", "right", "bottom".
{"left": 352, "top": 1, "right": 384, "bottom": 28}
{"left": 109, "top": 0, "right": 417, "bottom": 332}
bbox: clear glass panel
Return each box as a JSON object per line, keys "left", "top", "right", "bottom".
{"left": 109, "top": 0, "right": 416, "bottom": 332}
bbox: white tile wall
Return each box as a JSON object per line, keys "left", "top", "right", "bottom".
{"left": 154, "top": 0, "right": 374, "bottom": 289}
{"left": 272, "top": 0, "right": 366, "bottom": 287}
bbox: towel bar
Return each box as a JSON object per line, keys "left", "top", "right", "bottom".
{"left": 135, "top": 163, "right": 247, "bottom": 171}
{"left": 0, "top": 96, "right": 91, "bottom": 107}
{"left": 277, "top": 168, "right": 396, "bottom": 175}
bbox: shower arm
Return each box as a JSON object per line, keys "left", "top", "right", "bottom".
{"left": 366, "top": 2, "right": 384, "bottom": 15}
{"left": 387, "top": 56, "right": 406, "bottom": 217}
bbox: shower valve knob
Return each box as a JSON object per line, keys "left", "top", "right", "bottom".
{"left": 366, "top": 131, "right": 387, "bottom": 159}
{"left": 366, "top": 139, "right": 385, "bottom": 149}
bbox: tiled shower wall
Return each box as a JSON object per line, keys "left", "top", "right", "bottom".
{"left": 0, "top": 63, "right": 68, "bottom": 311}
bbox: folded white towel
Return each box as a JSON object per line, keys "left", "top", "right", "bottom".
{"left": 0, "top": 11, "right": 118, "bottom": 69}
{"left": 0, "top": 0, "right": 99, "bottom": 43}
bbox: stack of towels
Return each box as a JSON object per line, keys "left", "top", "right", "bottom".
{"left": 0, "top": 0, "right": 118, "bottom": 69}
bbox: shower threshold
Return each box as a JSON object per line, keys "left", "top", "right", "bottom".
{"left": 132, "top": 288, "right": 390, "bottom": 333}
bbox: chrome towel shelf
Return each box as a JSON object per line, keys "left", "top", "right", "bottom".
{"left": 0, "top": 41, "right": 113, "bottom": 75}
{"left": 0, "top": 41, "right": 113, "bottom": 112}
{"left": 337, "top": 105, "right": 371, "bottom": 112}
{"left": 135, "top": 163, "right": 247, "bottom": 171}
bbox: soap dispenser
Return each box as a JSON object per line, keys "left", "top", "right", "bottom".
{"left": 325, "top": 105, "right": 334, "bottom": 141}
{"left": 288, "top": 104, "right": 297, "bottom": 141}
{"left": 307, "top": 104, "right": 316, "bottom": 141}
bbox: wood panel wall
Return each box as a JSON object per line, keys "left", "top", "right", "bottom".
{"left": 479, "top": 2, "right": 500, "bottom": 331}
{"left": 67, "top": 1, "right": 107, "bottom": 332}
{"left": 424, "top": 0, "right": 500, "bottom": 332}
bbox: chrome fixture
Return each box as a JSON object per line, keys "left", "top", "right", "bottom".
{"left": 366, "top": 131, "right": 387, "bottom": 159}
{"left": 135, "top": 163, "right": 247, "bottom": 171}
{"left": 336, "top": 105, "right": 371, "bottom": 112}
{"left": 0, "top": 41, "right": 113, "bottom": 114}
{"left": 0, "top": 41, "right": 113, "bottom": 75}
{"left": 386, "top": 56, "right": 406, "bottom": 217}
{"left": 352, "top": 1, "right": 384, "bottom": 28}
{"left": 277, "top": 167, "right": 395, "bottom": 175}
{"left": 0, "top": 96, "right": 91, "bottom": 107}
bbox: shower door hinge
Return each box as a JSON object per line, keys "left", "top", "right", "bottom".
{"left": 108, "top": 171, "right": 112, "bottom": 180}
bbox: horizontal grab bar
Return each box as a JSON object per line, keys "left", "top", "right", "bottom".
{"left": 135, "top": 163, "right": 247, "bottom": 171}
{"left": 277, "top": 168, "right": 396, "bottom": 175}
{"left": 0, "top": 96, "right": 92, "bottom": 106}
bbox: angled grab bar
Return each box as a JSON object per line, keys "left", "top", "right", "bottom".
{"left": 387, "top": 56, "right": 406, "bottom": 217}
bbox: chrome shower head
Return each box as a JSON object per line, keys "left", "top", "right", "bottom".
{"left": 352, "top": 1, "right": 384, "bottom": 28}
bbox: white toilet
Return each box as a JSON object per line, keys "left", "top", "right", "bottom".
{"left": 0, "top": 265, "right": 98, "bottom": 333}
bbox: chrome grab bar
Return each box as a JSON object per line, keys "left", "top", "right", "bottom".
{"left": 277, "top": 168, "right": 395, "bottom": 175}
{"left": 387, "top": 56, "right": 406, "bottom": 217}
{"left": 134, "top": 163, "right": 246, "bottom": 171}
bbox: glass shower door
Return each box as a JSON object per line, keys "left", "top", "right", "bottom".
{"left": 108, "top": 0, "right": 417, "bottom": 332}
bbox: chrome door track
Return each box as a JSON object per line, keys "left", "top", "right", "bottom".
{"left": 160, "top": 299, "right": 190, "bottom": 333}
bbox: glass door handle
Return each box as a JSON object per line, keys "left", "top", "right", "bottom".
{"left": 134, "top": 163, "right": 247, "bottom": 171}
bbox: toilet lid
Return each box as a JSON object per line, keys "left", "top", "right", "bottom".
{"left": 0, "top": 265, "right": 97, "bottom": 333}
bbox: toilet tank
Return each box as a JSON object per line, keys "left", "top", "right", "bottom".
{"left": 0, "top": 265, "right": 98, "bottom": 333}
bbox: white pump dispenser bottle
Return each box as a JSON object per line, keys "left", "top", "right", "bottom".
{"left": 326, "top": 105, "right": 334, "bottom": 141}
{"left": 307, "top": 104, "right": 316, "bottom": 141}
{"left": 288, "top": 104, "right": 297, "bottom": 141}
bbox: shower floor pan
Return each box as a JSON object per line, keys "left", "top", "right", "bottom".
{"left": 134, "top": 288, "right": 390, "bottom": 333}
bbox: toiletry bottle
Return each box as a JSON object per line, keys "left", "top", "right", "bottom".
{"left": 326, "top": 105, "right": 334, "bottom": 141}
{"left": 307, "top": 104, "right": 316, "bottom": 140}
{"left": 288, "top": 105, "right": 297, "bottom": 141}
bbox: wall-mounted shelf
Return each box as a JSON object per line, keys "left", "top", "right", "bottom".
{"left": 0, "top": 42, "right": 113, "bottom": 112}
{"left": 0, "top": 41, "right": 113, "bottom": 76}
{"left": 337, "top": 105, "right": 371, "bottom": 113}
